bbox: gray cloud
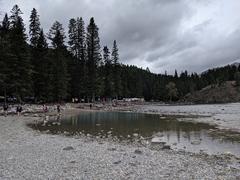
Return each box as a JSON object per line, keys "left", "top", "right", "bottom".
{"left": 1, "top": 0, "right": 240, "bottom": 74}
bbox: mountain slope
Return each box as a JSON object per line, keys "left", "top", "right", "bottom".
{"left": 183, "top": 81, "right": 240, "bottom": 103}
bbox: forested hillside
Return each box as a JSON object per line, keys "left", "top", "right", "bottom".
{"left": 1, "top": 5, "right": 240, "bottom": 103}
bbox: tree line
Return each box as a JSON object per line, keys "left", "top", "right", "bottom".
{"left": 1, "top": 5, "right": 240, "bottom": 103}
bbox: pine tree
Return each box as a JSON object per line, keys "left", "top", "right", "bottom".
{"left": 112, "top": 40, "right": 122, "bottom": 99}
{"left": 68, "top": 17, "right": 87, "bottom": 100}
{"left": 174, "top": 70, "right": 178, "bottom": 78}
{"left": 86, "top": 17, "right": 101, "bottom": 101}
{"left": 29, "top": 8, "right": 40, "bottom": 47}
{"left": 8, "top": 5, "right": 32, "bottom": 101}
{"left": 0, "top": 14, "right": 10, "bottom": 102}
{"left": 76, "top": 17, "right": 86, "bottom": 61}
{"left": 34, "top": 29, "right": 51, "bottom": 101}
{"left": 29, "top": 8, "right": 42, "bottom": 101}
{"left": 48, "top": 21, "right": 69, "bottom": 101}
{"left": 103, "top": 46, "right": 113, "bottom": 98}
{"left": 76, "top": 17, "right": 87, "bottom": 99}
{"left": 68, "top": 18, "right": 77, "bottom": 56}
{"left": 48, "top": 21, "right": 66, "bottom": 49}
{"left": 1, "top": 13, "right": 10, "bottom": 33}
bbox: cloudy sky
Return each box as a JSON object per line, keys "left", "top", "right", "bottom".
{"left": 1, "top": 0, "right": 240, "bottom": 74}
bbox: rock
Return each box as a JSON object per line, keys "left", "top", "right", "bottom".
{"left": 224, "top": 151, "right": 233, "bottom": 155}
{"left": 162, "top": 145, "right": 171, "bottom": 150}
{"left": 154, "top": 132, "right": 164, "bottom": 137}
{"left": 151, "top": 137, "right": 166, "bottom": 145}
{"left": 113, "top": 160, "right": 121, "bottom": 165}
{"left": 63, "top": 146, "right": 74, "bottom": 151}
{"left": 134, "top": 149, "right": 143, "bottom": 154}
{"left": 151, "top": 137, "right": 162, "bottom": 143}
{"left": 108, "top": 148, "right": 116, "bottom": 151}
{"left": 133, "top": 133, "right": 138, "bottom": 137}
{"left": 33, "top": 114, "right": 39, "bottom": 117}
{"left": 191, "top": 141, "right": 201, "bottom": 145}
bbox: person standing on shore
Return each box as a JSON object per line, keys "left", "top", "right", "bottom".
{"left": 42, "top": 104, "right": 48, "bottom": 113}
{"left": 16, "top": 105, "right": 22, "bottom": 116}
{"left": 57, "top": 104, "right": 61, "bottom": 115}
{"left": 3, "top": 103, "right": 8, "bottom": 117}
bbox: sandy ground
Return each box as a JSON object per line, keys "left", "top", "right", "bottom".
{"left": 0, "top": 105, "right": 240, "bottom": 179}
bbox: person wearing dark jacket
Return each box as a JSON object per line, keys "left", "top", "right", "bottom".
{"left": 3, "top": 104, "right": 8, "bottom": 117}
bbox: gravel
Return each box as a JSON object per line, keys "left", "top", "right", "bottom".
{"left": 0, "top": 114, "right": 240, "bottom": 180}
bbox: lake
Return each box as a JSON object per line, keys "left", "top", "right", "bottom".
{"left": 28, "top": 111, "right": 240, "bottom": 156}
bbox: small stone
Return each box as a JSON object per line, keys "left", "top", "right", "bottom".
{"left": 151, "top": 137, "right": 162, "bottom": 143}
{"left": 108, "top": 148, "right": 116, "bottom": 151}
{"left": 162, "top": 145, "right": 171, "bottom": 150}
{"left": 113, "top": 160, "right": 121, "bottom": 165}
{"left": 134, "top": 149, "right": 143, "bottom": 154}
{"left": 63, "top": 146, "right": 74, "bottom": 151}
{"left": 133, "top": 133, "right": 138, "bottom": 137}
{"left": 191, "top": 141, "right": 201, "bottom": 145}
{"left": 33, "top": 114, "right": 39, "bottom": 117}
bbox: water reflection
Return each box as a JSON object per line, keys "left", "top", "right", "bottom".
{"left": 28, "top": 111, "right": 240, "bottom": 156}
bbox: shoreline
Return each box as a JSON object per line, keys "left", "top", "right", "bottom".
{"left": 0, "top": 115, "right": 240, "bottom": 179}
{"left": 0, "top": 103, "right": 240, "bottom": 179}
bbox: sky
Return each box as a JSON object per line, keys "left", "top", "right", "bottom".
{"left": 1, "top": 0, "right": 240, "bottom": 74}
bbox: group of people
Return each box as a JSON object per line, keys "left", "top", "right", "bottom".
{"left": 2, "top": 104, "right": 22, "bottom": 117}
{"left": 2, "top": 103, "right": 61, "bottom": 117}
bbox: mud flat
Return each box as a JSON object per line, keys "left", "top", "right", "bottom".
{"left": 0, "top": 112, "right": 240, "bottom": 179}
{"left": 137, "top": 103, "right": 240, "bottom": 133}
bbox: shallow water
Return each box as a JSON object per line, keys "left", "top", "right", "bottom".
{"left": 28, "top": 111, "right": 240, "bottom": 156}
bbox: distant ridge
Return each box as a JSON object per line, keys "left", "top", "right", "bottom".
{"left": 201, "top": 60, "right": 240, "bottom": 75}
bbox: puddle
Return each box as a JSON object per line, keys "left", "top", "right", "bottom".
{"left": 28, "top": 111, "right": 240, "bottom": 156}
